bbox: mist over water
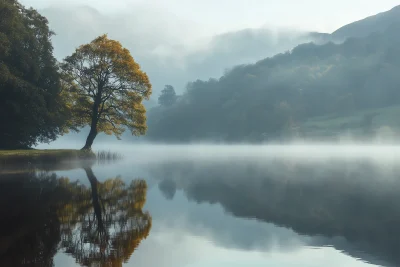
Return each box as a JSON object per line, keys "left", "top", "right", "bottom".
{"left": 39, "top": 141, "right": 400, "bottom": 163}
{"left": 44, "top": 142, "right": 400, "bottom": 267}
{"left": 6, "top": 142, "right": 400, "bottom": 266}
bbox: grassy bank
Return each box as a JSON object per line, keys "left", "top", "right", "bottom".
{"left": 0, "top": 149, "right": 96, "bottom": 168}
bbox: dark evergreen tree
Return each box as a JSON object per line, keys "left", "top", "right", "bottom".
{"left": 158, "top": 85, "right": 177, "bottom": 107}
{"left": 0, "top": 0, "right": 67, "bottom": 149}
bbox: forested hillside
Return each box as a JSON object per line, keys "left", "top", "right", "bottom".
{"left": 147, "top": 24, "right": 400, "bottom": 142}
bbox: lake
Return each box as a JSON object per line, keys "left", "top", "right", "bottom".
{"left": 2, "top": 144, "right": 400, "bottom": 267}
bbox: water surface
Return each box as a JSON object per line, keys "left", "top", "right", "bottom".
{"left": 2, "top": 144, "right": 400, "bottom": 267}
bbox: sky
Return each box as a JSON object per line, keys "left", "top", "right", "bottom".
{"left": 19, "top": 0, "right": 400, "bottom": 34}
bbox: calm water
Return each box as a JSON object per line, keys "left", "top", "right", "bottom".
{"left": 2, "top": 144, "right": 400, "bottom": 267}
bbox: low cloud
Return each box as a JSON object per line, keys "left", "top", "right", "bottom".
{"left": 39, "top": 5, "right": 320, "bottom": 96}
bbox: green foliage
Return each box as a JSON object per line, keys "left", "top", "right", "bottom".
{"left": 0, "top": 0, "right": 68, "bottom": 149}
{"left": 158, "top": 85, "right": 177, "bottom": 106}
{"left": 147, "top": 26, "right": 400, "bottom": 142}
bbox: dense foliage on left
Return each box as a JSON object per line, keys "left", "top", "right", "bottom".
{"left": 0, "top": 0, "right": 67, "bottom": 149}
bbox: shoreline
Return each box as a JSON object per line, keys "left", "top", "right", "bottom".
{"left": 0, "top": 149, "right": 96, "bottom": 168}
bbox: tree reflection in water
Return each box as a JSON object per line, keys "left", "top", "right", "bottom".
{"left": 0, "top": 168, "right": 152, "bottom": 267}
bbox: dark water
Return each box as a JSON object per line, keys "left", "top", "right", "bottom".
{"left": 2, "top": 144, "right": 400, "bottom": 267}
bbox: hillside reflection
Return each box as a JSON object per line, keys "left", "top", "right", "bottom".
{"left": 0, "top": 168, "right": 152, "bottom": 267}
{"left": 151, "top": 159, "right": 400, "bottom": 266}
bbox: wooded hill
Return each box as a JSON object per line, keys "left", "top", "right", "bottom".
{"left": 147, "top": 6, "right": 400, "bottom": 142}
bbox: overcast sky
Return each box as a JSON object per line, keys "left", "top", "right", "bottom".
{"left": 19, "top": 0, "right": 400, "bottom": 34}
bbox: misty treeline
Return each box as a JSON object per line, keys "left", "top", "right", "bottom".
{"left": 0, "top": 0, "right": 151, "bottom": 150}
{"left": 148, "top": 24, "right": 400, "bottom": 142}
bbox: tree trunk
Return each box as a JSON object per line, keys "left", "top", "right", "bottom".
{"left": 82, "top": 126, "right": 97, "bottom": 151}
{"left": 84, "top": 167, "right": 105, "bottom": 231}
{"left": 82, "top": 100, "right": 100, "bottom": 150}
{"left": 82, "top": 84, "right": 103, "bottom": 150}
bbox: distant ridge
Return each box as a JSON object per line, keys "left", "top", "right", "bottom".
{"left": 332, "top": 5, "right": 400, "bottom": 39}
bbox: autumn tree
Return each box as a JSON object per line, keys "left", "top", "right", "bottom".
{"left": 61, "top": 35, "right": 152, "bottom": 150}
{"left": 0, "top": 0, "right": 68, "bottom": 149}
{"left": 158, "top": 85, "right": 177, "bottom": 106}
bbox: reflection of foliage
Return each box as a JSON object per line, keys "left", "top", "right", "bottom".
{"left": 0, "top": 172, "right": 65, "bottom": 267}
{"left": 59, "top": 168, "right": 152, "bottom": 267}
{"left": 0, "top": 169, "right": 152, "bottom": 267}
{"left": 151, "top": 160, "right": 400, "bottom": 266}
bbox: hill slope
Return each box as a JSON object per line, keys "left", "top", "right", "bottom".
{"left": 147, "top": 25, "right": 400, "bottom": 142}
{"left": 332, "top": 5, "right": 400, "bottom": 39}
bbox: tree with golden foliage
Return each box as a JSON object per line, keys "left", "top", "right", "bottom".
{"left": 61, "top": 34, "right": 152, "bottom": 150}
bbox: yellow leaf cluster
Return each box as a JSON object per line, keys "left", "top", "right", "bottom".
{"left": 61, "top": 34, "right": 152, "bottom": 139}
